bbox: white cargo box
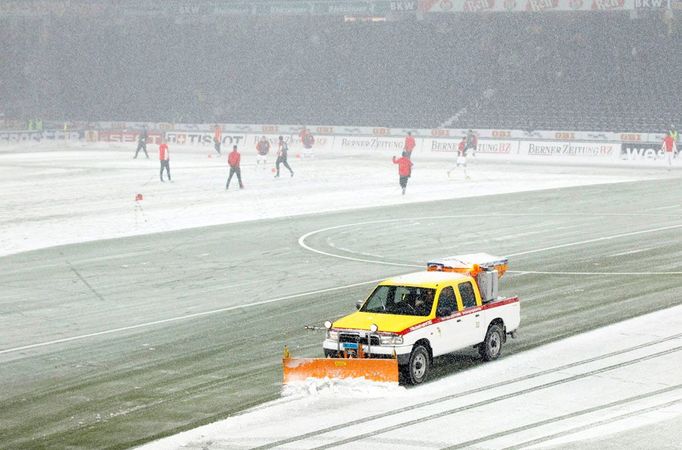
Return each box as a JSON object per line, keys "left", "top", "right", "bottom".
{"left": 427, "top": 254, "right": 508, "bottom": 302}
{"left": 427, "top": 253, "right": 508, "bottom": 273}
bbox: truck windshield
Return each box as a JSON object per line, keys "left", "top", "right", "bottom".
{"left": 360, "top": 285, "right": 435, "bottom": 316}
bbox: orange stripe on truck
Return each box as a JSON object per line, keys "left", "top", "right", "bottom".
{"left": 397, "top": 296, "right": 520, "bottom": 335}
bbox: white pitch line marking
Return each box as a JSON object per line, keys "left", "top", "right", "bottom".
{"left": 334, "top": 246, "right": 385, "bottom": 258}
{"left": 508, "top": 270, "right": 682, "bottom": 276}
{"left": 298, "top": 217, "right": 682, "bottom": 273}
{"left": 354, "top": 251, "right": 386, "bottom": 258}
{"left": 299, "top": 226, "right": 420, "bottom": 268}
{"left": 648, "top": 205, "right": 680, "bottom": 211}
{"left": 506, "top": 223, "right": 682, "bottom": 257}
{"left": 606, "top": 246, "right": 657, "bottom": 258}
{"left": 0, "top": 278, "right": 384, "bottom": 356}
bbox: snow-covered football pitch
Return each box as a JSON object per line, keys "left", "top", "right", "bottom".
{"left": 1, "top": 142, "right": 681, "bottom": 449}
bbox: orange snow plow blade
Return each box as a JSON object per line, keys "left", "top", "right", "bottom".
{"left": 282, "top": 345, "right": 399, "bottom": 384}
{"left": 283, "top": 357, "right": 399, "bottom": 384}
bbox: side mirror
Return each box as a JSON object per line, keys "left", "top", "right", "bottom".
{"left": 355, "top": 300, "right": 364, "bottom": 310}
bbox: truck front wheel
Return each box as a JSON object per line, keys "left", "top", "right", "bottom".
{"left": 480, "top": 324, "right": 503, "bottom": 361}
{"left": 406, "top": 344, "right": 430, "bottom": 385}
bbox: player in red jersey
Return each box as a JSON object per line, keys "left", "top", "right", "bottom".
{"left": 159, "top": 139, "right": 171, "bottom": 182}
{"left": 226, "top": 145, "right": 244, "bottom": 189}
{"left": 392, "top": 151, "right": 413, "bottom": 195}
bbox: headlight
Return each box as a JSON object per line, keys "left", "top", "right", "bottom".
{"left": 379, "top": 333, "right": 403, "bottom": 345}
{"left": 327, "top": 329, "right": 339, "bottom": 341}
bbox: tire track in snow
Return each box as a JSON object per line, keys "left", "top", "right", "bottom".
{"left": 499, "top": 397, "right": 682, "bottom": 450}
{"left": 253, "top": 334, "right": 682, "bottom": 449}
{"left": 310, "top": 346, "right": 682, "bottom": 449}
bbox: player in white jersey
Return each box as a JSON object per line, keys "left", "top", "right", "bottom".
{"left": 255, "top": 136, "right": 270, "bottom": 168}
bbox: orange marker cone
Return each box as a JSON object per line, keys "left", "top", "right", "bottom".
{"left": 135, "top": 193, "right": 144, "bottom": 201}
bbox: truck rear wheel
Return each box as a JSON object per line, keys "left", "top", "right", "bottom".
{"left": 406, "top": 344, "right": 430, "bottom": 385}
{"left": 480, "top": 324, "right": 503, "bottom": 361}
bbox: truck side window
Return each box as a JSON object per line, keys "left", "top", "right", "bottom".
{"left": 436, "top": 287, "right": 457, "bottom": 317}
{"left": 459, "top": 282, "right": 477, "bottom": 309}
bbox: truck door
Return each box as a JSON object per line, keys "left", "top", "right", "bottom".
{"left": 457, "top": 281, "right": 485, "bottom": 346}
{"left": 433, "top": 286, "right": 469, "bottom": 355}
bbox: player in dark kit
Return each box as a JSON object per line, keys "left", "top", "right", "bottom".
{"left": 275, "top": 136, "right": 294, "bottom": 178}
{"left": 226, "top": 145, "right": 244, "bottom": 189}
{"left": 464, "top": 129, "right": 477, "bottom": 157}
{"left": 134, "top": 125, "right": 149, "bottom": 159}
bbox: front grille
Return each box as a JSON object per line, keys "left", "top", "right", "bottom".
{"left": 339, "top": 332, "right": 380, "bottom": 346}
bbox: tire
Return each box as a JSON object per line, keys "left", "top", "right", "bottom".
{"left": 480, "top": 324, "right": 504, "bottom": 361}
{"left": 406, "top": 344, "right": 430, "bottom": 385}
{"left": 324, "top": 349, "right": 339, "bottom": 358}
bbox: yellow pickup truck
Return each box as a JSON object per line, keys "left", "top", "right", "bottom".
{"left": 284, "top": 254, "right": 520, "bottom": 385}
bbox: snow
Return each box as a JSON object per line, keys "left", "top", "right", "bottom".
{"left": 0, "top": 141, "right": 667, "bottom": 257}
{"left": 281, "top": 377, "right": 406, "bottom": 398}
{"left": 138, "top": 305, "right": 682, "bottom": 449}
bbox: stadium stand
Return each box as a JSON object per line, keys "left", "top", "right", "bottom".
{"left": 0, "top": 10, "right": 679, "bottom": 132}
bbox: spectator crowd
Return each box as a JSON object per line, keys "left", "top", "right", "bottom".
{"left": 1, "top": 10, "right": 679, "bottom": 132}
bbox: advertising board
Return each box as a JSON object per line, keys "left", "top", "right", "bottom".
{"left": 420, "top": 0, "right": 637, "bottom": 11}
{"left": 163, "top": 132, "right": 246, "bottom": 147}
{"left": 0, "top": 130, "right": 81, "bottom": 143}
{"left": 0, "top": 131, "right": 43, "bottom": 143}
{"left": 520, "top": 140, "right": 619, "bottom": 158}
{"left": 335, "top": 136, "right": 407, "bottom": 152}
{"left": 634, "top": 0, "right": 668, "bottom": 8}
{"left": 426, "top": 138, "right": 518, "bottom": 154}
{"left": 98, "top": 130, "right": 164, "bottom": 145}
{"left": 620, "top": 142, "right": 665, "bottom": 159}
